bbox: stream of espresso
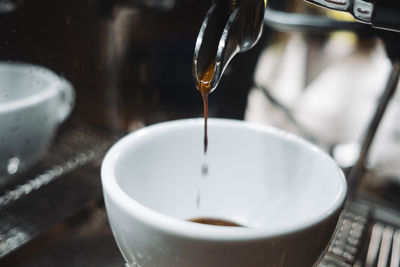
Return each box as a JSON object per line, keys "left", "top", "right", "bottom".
{"left": 198, "top": 63, "right": 215, "bottom": 154}
{"left": 193, "top": 64, "right": 242, "bottom": 227}
{"left": 194, "top": 63, "right": 214, "bottom": 211}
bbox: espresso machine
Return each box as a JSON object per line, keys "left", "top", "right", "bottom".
{"left": 262, "top": 1, "right": 400, "bottom": 266}
{"left": 1, "top": 0, "right": 400, "bottom": 266}
{"left": 0, "top": 1, "right": 268, "bottom": 266}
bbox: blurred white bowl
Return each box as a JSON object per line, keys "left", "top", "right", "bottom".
{"left": 0, "top": 62, "right": 75, "bottom": 177}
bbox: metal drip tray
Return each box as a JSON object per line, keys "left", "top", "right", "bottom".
{"left": 319, "top": 199, "right": 400, "bottom": 267}
{"left": 0, "top": 124, "right": 118, "bottom": 259}
{"left": 319, "top": 202, "right": 370, "bottom": 267}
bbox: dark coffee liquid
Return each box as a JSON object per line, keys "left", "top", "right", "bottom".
{"left": 198, "top": 63, "right": 214, "bottom": 154}
{"left": 201, "top": 92, "right": 209, "bottom": 153}
{"left": 189, "top": 218, "right": 242, "bottom": 227}
{"left": 196, "top": 63, "right": 214, "bottom": 210}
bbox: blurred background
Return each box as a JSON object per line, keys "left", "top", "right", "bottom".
{"left": 0, "top": 0, "right": 400, "bottom": 266}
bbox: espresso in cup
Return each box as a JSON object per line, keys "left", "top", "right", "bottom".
{"left": 188, "top": 217, "right": 243, "bottom": 227}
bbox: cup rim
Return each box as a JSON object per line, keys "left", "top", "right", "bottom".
{"left": 101, "top": 118, "right": 347, "bottom": 241}
{"left": 0, "top": 62, "right": 70, "bottom": 113}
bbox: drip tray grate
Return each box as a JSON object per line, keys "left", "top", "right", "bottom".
{"left": 319, "top": 200, "right": 400, "bottom": 267}
{"left": 0, "top": 124, "right": 118, "bottom": 258}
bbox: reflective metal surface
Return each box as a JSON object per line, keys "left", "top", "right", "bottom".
{"left": 0, "top": 124, "right": 117, "bottom": 260}
{"left": 193, "top": 0, "right": 265, "bottom": 92}
{"left": 305, "top": 0, "right": 400, "bottom": 32}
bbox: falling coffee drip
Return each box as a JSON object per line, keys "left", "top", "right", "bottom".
{"left": 198, "top": 63, "right": 215, "bottom": 154}
{"left": 201, "top": 93, "right": 209, "bottom": 153}
{"left": 195, "top": 63, "right": 214, "bottom": 211}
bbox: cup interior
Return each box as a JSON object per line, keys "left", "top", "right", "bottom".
{"left": 107, "top": 119, "right": 346, "bottom": 232}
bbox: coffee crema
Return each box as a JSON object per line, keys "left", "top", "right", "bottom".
{"left": 188, "top": 217, "right": 242, "bottom": 227}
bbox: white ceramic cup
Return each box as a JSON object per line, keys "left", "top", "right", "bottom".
{"left": 101, "top": 118, "right": 347, "bottom": 267}
{"left": 0, "top": 62, "right": 75, "bottom": 176}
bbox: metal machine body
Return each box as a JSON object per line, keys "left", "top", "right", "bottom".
{"left": 306, "top": 0, "right": 400, "bottom": 32}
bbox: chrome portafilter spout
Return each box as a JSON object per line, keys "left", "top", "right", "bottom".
{"left": 193, "top": 0, "right": 265, "bottom": 93}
